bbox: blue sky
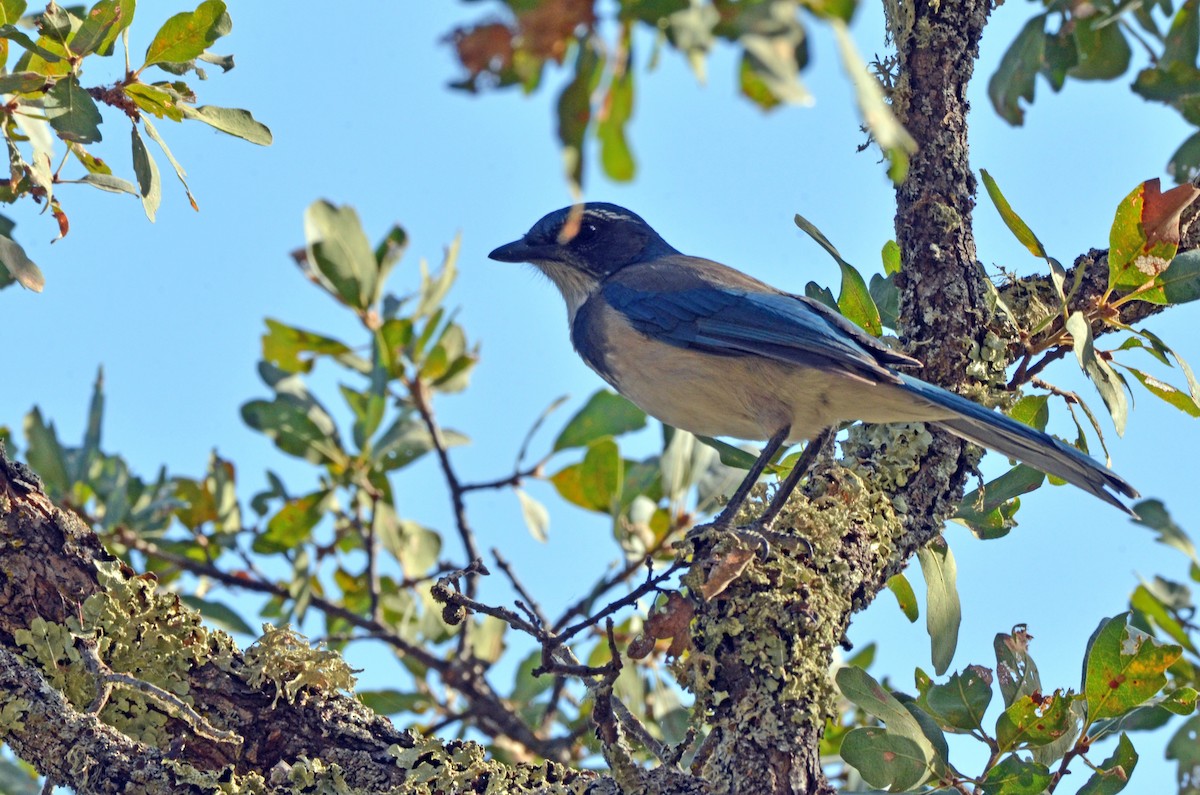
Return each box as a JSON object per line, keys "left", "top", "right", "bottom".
{"left": 1, "top": 1, "right": 1196, "bottom": 789}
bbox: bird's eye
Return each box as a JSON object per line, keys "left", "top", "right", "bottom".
{"left": 559, "top": 220, "right": 598, "bottom": 246}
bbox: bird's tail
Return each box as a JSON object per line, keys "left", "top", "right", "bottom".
{"left": 898, "top": 375, "right": 1140, "bottom": 515}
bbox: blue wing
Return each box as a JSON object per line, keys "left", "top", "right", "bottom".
{"left": 602, "top": 256, "right": 918, "bottom": 386}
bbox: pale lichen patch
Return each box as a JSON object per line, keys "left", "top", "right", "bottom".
{"left": 243, "top": 625, "right": 359, "bottom": 708}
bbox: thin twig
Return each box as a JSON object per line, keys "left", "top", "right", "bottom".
{"left": 1012, "top": 346, "right": 1071, "bottom": 388}
{"left": 366, "top": 494, "right": 382, "bottom": 622}
{"left": 460, "top": 463, "right": 544, "bottom": 493}
{"left": 558, "top": 558, "right": 685, "bottom": 643}
{"left": 115, "top": 529, "right": 445, "bottom": 670}
{"left": 407, "top": 378, "right": 482, "bottom": 607}
{"left": 492, "top": 547, "right": 549, "bottom": 627}
{"left": 552, "top": 540, "right": 674, "bottom": 634}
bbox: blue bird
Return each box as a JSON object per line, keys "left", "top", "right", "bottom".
{"left": 490, "top": 203, "right": 1139, "bottom": 529}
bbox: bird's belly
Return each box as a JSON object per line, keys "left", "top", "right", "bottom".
{"left": 601, "top": 340, "right": 955, "bottom": 443}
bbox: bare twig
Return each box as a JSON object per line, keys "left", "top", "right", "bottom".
{"left": 408, "top": 379, "right": 481, "bottom": 584}
{"left": 460, "top": 463, "right": 545, "bottom": 493}
{"left": 492, "top": 547, "right": 549, "bottom": 627}
{"left": 558, "top": 558, "right": 685, "bottom": 643}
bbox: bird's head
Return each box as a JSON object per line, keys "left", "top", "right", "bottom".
{"left": 489, "top": 204, "right": 677, "bottom": 310}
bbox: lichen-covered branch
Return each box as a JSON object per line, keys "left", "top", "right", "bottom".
{"left": 0, "top": 450, "right": 615, "bottom": 794}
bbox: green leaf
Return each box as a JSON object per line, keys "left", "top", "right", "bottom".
{"left": 804, "top": 281, "right": 838, "bottom": 310}
{"left": 980, "top": 754, "right": 1052, "bottom": 795}
{"left": 553, "top": 390, "right": 647, "bottom": 451}
{"left": 922, "top": 665, "right": 993, "bottom": 733}
{"left": 0, "top": 234, "right": 44, "bottom": 292}
{"left": 980, "top": 169, "right": 1047, "bottom": 258}
{"left": 1066, "top": 311, "right": 1128, "bottom": 435}
{"left": 1130, "top": 582, "right": 1198, "bottom": 653}
{"left": 1131, "top": 498, "right": 1198, "bottom": 564}
{"left": 597, "top": 47, "right": 635, "bottom": 181}
{"left": 142, "top": 0, "right": 230, "bottom": 69}
{"left": 868, "top": 273, "right": 899, "bottom": 330}
{"left": 1167, "top": 715, "right": 1200, "bottom": 790}
{"left": 180, "top": 105, "right": 273, "bottom": 145}
{"left": 414, "top": 236, "right": 458, "bottom": 319}
{"left": 1160, "top": 249, "right": 1200, "bottom": 304}
{"left": 580, "top": 437, "right": 622, "bottom": 514}
{"left": 996, "top": 689, "right": 1076, "bottom": 751}
{"left": 339, "top": 384, "right": 384, "bottom": 450}
{"left": 835, "top": 666, "right": 938, "bottom": 789}
{"left": 988, "top": 14, "right": 1046, "bottom": 125}
{"left": 0, "top": 24, "right": 63, "bottom": 63}
{"left": 831, "top": 20, "right": 915, "bottom": 182}
{"left": 515, "top": 488, "right": 549, "bottom": 542}
{"left": 794, "top": 212, "right": 882, "bottom": 335}
{"left": 240, "top": 394, "right": 348, "bottom": 470}
{"left": 0, "top": 1, "right": 26, "bottom": 26}
{"left": 886, "top": 573, "right": 918, "bottom": 622}
{"left": 1162, "top": 0, "right": 1200, "bottom": 68}
{"left": 467, "top": 615, "right": 507, "bottom": 664}
{"left": 376, "top": 511, "right": 441, "bottom": 580}
{"left": 995, "top": 626, "right": 1042, "bottom": 707}
{"left": 44, "top": 77, "right": 103, "bottom": 144}
{"left": 141, "top": 115, "right": 198, "bottom": 211}
{"left": 370, "top": 414, "right": 466, "bottom": 472}
{"left": 179, "top": 595, "right": 255, "bottom": 636}
{"left": 125, "top": 84, "right": 185, "bottom": 122}
{"left": 881, "top": 239, "right": 901, "bottom": 274}
{"left": 1008, "top": 394, "right": 1050, "bottom": 430}
{"left": 78, "top": 173, "right": 138, "bottom": 195}
{"left": 358, "top": 689, "right": 431, "bottom": 717}
{"left": 695, "top": 435, "right": 778, "bottom": 473}
{"left": 74, "top": 367, "right": 104, "bottom": 485}
{"left": 304, "top": 200, "right": 377, "bottom": 311}
{"left": 1168, "top": 131, "right": 1200, "bottom": 183}
{"left": 1070, "top": 14, "right": 1131, "bottom": 81}
{"left": 262, "top": 318, "right": 360, "bottom": 374}
{"left": 1120, "top": 365, "right": 1200, "bottom": 416}
{"left": 955, "top": 464, "right": 1045, "bottom": 536}
{"left": 254, "top": 489, "right": 331, "bottom": 553}
{"left": 739, "top": 32, "right": 812, "bottom": 109}
{"left": 1107, "top": 180, "right": 1200, "bottom": 294}
{"left": 556, "top": 41, "right": 601, "bottom": 188}
{"left": 131, "top": 125, "right": 161, "bottom": 222}
{"left": 22, "top": 408, "right": 69, "bottom": 496}
{"left": 0, "top": 71, "right": 45, "bottom": 93}
{"left": 1083, "top": 613, "right": 1182, "bottom": 723}
{"left": 69, "top": 0, "right": 125, "bottom": 57}
{"left": 840, "top": 727, "right": 931, "bottom": 792}
{"left": 917, "top": 538, "right": 960, "bottom": 676}
{"left": 1078, "top": 732, "right": 1137, "bottom": 795}
{"left": 68, "top": 141, "right": 111, "bottom": 174}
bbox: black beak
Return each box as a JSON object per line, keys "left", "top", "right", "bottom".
{"left": 488, "top": 237, "right": 536, "bottom": 263}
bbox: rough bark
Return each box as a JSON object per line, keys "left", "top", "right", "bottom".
{"left": 0, "top": 451, "right": 609, "bottom": 794}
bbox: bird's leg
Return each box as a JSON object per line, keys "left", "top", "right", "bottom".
{"left": 707, "top": 425, "right": 791, "bottom": 529}
{"left": 753, "top": 425, "right": 836, "bottom": 531}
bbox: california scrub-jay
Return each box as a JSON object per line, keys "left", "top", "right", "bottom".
{"left": 489, "top": 203, "right": 1138, "bottom": 529}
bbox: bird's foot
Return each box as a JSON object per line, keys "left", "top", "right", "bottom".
{"left": 686, "top": 520, "right": 773, "bottom": 561}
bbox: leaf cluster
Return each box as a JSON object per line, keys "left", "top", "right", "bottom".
{"left": 445, "top": 0, "right": 913, "bottom": 186}
{"left": 833, "top": 614, "right": 1197, "bottom": 794}
{"left": 989, "top": 0, "right": 1200, "bottom": 182}
{"left": 0, "top": 0, "right": 270, "bottom": 293}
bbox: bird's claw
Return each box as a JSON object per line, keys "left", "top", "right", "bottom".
{"left": 686, "top": 520, "right": 772, "bottom": 561}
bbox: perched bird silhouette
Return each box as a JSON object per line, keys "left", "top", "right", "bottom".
{"left": 490, "top": 203, "right": 1139, "bottom": 528}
